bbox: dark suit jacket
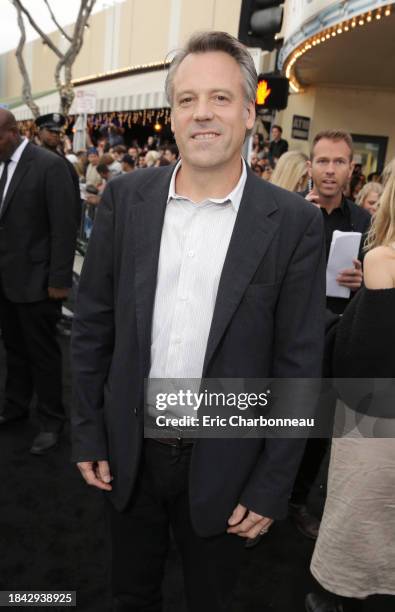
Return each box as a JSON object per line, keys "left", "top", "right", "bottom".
{"left": 41, "top": 144, "right": 82, "bottom": 227}
{"left": 0, "top": 142, "right": 77, "bottom": 303}
{"left": 71, "top": 165, "right": 326, "bottom": 536}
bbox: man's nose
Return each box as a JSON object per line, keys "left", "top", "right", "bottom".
{"left": 192, "top": 99, "right": 214, "bottom": 122}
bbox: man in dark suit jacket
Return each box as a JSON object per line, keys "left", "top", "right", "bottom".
{"left": 35, "top": 112, "right": 82, "bottom": 227}
{"left": 0, "top": 109, "right": 77, "bottom": 454}
{"left": 71, "top": 32, "right": 326, "bottom": 611}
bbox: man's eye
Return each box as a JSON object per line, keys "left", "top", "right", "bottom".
{"left": 215, "top": 95, "right": 228, "bottom": 102}
{"left": 179, "top": 97, "right": 192, "bottom": 105}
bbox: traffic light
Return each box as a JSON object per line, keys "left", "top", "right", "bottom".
{"left": 256, "top": 73, "right": 289, "bottom": 111}
{"left": 238, "top": 0, "right": 283, "bottom": 51}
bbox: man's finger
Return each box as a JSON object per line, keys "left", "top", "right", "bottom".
{"left": 97, "top": 460, "right": 113, "bottom": 484}
{"left": 227, "top": 503, "right": 247, "bottom": 527}
{"left": 227, "top": 510, "right": 262, "bottom": 534}
{"left": 77, "top": 461, "right": 112, "bottom": 491}
{"left": 244, "top": 518, "right": 273, "bottom": 540}
{"left": 353, "top": 258, "right": 362, "bottom": 270}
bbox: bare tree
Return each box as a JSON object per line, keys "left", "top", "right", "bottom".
{"left": 12, "top": 0, "right": 96, "bottom": 116}
{"left": 13, "top": 1, "right": 40, "bottom": 118}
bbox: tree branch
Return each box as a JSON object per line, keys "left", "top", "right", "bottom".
{"left": 55, "top": 0, "right": 96, "bottom": 114}
{"left": 13, "top": 0, "right": 63, "bottom": 58}
{"left": 43, "top": 0, "right": 72, "bottom": 42}
{"left": 12, "top": 0, "right": 96, "bottom": 116}
{"left": 12, "top": 0, "right": 40, "bottom": 118}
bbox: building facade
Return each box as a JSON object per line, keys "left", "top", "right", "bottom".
{"left": 277, "top": 0, "right": 395, "bottom": 171}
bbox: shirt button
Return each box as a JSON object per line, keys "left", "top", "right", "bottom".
{"left": 187, "top": 250, "right": 195, "bottom": 258}
{"left": 174, "top": 337, "right": 182, "bottom": 344}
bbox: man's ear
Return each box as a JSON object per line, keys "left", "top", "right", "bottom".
{"left": 170, "top": 113, "right": 175, "bottom": 134}
{"left": 307, "top": 159, "right": 313, "bottom": 178}
{"left": 245, "top": 101, "right": 256, "bottom": 130}
{"left": 349, "top": 160, "right": 355, "bottom": 179}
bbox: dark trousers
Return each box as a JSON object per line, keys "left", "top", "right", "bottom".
{"left": 0, "top": 282, "right": 64, "bottom": 432}
{"left": 105, "top": 440, "right": 246, "bottom": 612}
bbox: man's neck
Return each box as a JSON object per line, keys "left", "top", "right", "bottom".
{"left": 175, "top": 158, "right": 243, "bottom": 202}
{"left": 8, "top": 137, "right": 23, "bottom": 159}
{"left": 318, "top": 192, "right": 343, "bottom": 214}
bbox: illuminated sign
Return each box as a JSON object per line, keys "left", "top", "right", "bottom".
{"left": 256, "top": 74, "right": 289, "bottom": 111}
{"left": 256, "top": 80, "right": 272, "bottom": 105}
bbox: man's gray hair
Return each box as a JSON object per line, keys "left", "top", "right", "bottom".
{"left": 165, "top": 31, "right": 258, "bottom": 107}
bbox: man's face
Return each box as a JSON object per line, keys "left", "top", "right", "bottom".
{"left": 88, "top": 153, "right": 99, "bottom": 166}
{"left": 0, "top": 125, "right": 18, "bottom": 162}
{"left": 271, "top": 127, "right": 281, "bottom": 141}
{"left": 163, "top": 149, "right": 176, "bottom": 163}
{"left": 308, "top": 138, "right": 354, "bottom": 199}
{"left": 40, "top": 128, "right": 61, "bottom": 149}
{"left": 128, "top": 147, "right": 137, "bottom": 158}
{"left": 170, "top": 51, "right": 255, "bottom": 171}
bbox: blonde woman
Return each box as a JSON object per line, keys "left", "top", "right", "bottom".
{"left": 306, "top": 163, "right": 395, "bottom": 611}
{"left": 270, "top": 150, "right": 309, "bottom": 193}
{"left": 355, "top": 181, "right": 383, "bottom": 216}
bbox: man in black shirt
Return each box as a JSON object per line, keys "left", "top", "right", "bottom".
{"left": 268, "top": 124, "right": 288, "bottom": 166}
{"left": 305, "top": 131, "right": 371, "bottom": 314}
{"left": 36, "top": 113, "right": 82, "bottom": 227}
{"left": 289, "top": 131, "right": 371, "bottom": 549}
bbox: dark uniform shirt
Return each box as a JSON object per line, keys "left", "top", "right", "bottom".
{"left": 41, "top": 144, "right": 82, "bottom": 228}
{"left": 321, "top": 197, "right": 359, "bottom": 314}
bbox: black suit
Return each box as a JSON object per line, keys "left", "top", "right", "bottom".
{"left": 71, "top": 165, "right": 326, "bottom": 609}
{"left": 41, "top": 144, "right": 82, "bottom": 228}
{"left": 0, "top": 142, "right": 77, "bottom": 430}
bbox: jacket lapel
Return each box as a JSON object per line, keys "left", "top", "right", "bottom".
{"left": 131, "top": 166, "right": 173, "bottom": 375}
{"left": 203, "top": 170, "right": 279, "bottom": 374}
{"left": 0, "top": 143, "right": 34, "bottom": 220}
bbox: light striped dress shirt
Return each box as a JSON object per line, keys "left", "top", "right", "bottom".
{"left": 0, "top": 138, "right": 29, "bottom": 213}
{"left": 148, "top": 159, "right": 247, "bottom": 382}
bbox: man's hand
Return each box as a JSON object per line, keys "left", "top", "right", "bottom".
{"left": 48, "top": 287, "right": 70, "bottom": 300}
{"left": 86, "top": 193, "right": 101, "bottom": 206}
{"left": 227, "top": 503, "right": 273, "bottom": 539}
{"left": 77, "top": 460, "right": 113, "bottom": 491}
{"left": 305, "top": 190, "right": 320, "bottom": 208}
{"left": 337, "top": 258, "right": 363, "bottom": 290}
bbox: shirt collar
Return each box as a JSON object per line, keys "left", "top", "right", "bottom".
{"left": 167, "top": 158, "right": 247, "bottom": 213}
{"left": 9, "top": 138, "right": 29, "bottom": 164}
{"left": 321, "top": 195, "right": 348, "bottom": 216}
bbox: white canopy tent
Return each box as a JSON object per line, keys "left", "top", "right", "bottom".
{"left": 12, "top": 68, "right": 169, "bottom": 120}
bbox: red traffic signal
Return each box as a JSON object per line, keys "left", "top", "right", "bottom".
{"left": 256, "top": 74, "right": 289, "bottom": 110}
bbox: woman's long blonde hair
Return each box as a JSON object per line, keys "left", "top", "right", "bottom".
{"left": 270, "top": 150, "right": 308, "bottom": 193}
{"left": 365, "top": 159, "right": 395, "bottom": 250}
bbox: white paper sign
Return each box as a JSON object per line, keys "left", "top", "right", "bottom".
{"left": 326, "top": 230, "right": 362, "bottom": 299}
{"left": 75, "top": 90, "right": 97, "bottom": 114}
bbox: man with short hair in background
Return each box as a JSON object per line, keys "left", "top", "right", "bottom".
{"left": 163, "top": 143, "right": 179, "bottom": 164}
{"left": 268, "top": 124, "right": 288, "bottom": 166}
{"left": 85, "top": 147, "right": 102, "bottom": 188}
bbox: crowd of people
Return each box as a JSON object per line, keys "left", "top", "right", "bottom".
{"left": 1, "top": 28, "right": 394, "bottom": 612}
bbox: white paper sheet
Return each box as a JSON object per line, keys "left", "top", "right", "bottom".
{"left": 326, "top": 230, "right": 362, "bottom": 299}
